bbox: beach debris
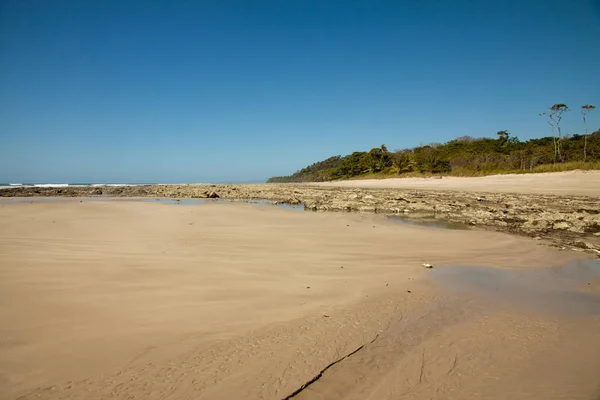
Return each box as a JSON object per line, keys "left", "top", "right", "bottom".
{"left": 340, "top": 266, "right": 344, "bottom": 269}
{"left": 407, "top": 290, "right": 412, "bottom": 293}
{"left": 205, "top": 191, "right": 220, "bottom": 199}
{"left": 322, "top": 314, "right": 329, "bottom": 318}
{"left": 306, "top": 286, "right": 310, "bottom": 289}
{"left": 422, "top": 263, "right": 433, "bottom": 269}
{"left": 385, "top": 282, "right": 389, "bottom": 286}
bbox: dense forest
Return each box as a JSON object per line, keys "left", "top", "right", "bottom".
{"left": 268, "top": 104, "right": 599, "bottom": 183}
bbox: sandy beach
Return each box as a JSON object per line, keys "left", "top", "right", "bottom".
{"left": 317, "top": 170, "right": 600, "bottom": 196}
{"left": 1, "top": 199, "right": 599, "bottom": 399}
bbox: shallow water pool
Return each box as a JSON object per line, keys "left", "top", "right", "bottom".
{"left": 429, "top": 260, "right": 600, "bottom": 316}
{"left": 0, "top": 196, "right": 305, "bottom": 210}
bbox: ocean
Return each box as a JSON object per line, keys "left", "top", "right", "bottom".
{"left": 0, "top": 183, "right": 153, "bottom": 190}
{"left": 0, "top": 180, "right": 266, "bottom": 189}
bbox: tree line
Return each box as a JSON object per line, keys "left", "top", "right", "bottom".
{"left": 268, "top": 104, "right": 597, "bottom": 183}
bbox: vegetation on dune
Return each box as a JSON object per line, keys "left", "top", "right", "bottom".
{"left": 268, "top": 104, "right": 598, "bottom": 183}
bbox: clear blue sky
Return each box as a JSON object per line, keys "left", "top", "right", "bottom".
{"left": 1, "top": 0, "right": 599, "bottom": 183}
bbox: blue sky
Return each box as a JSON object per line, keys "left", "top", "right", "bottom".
{"left": 1, "top": 0, "right": 599, "bottom": 183}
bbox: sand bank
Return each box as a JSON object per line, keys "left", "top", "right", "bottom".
{"left": 317, "top": 170, "right": 600, "bottom": 196}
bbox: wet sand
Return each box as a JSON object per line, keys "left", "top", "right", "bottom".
{"left": 0, "top": 201, "right": 599, "bottom": 399}
{"left": 318, "top": 170, "right": 600, "bottom": 196}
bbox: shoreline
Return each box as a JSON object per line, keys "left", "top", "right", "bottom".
{"left": 2, "top": 176, "right": 599, "bottom": 257}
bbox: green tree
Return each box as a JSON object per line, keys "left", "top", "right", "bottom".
{"left": 332, "top": 152, "right": 369, "bottom": 178}
{"left": 365, "top": 146, "right": 392, "bottom": 172}
{"left": 413, "top": 146, "right": 451, "bottom": 173}
{"left": 496, "top": 130, "right": 510, "bottom": 153}
{"left": 392, "top": 152, "right": 416, "bottom": 174}
{"left": 496, "top": 130, "right": 509, "bottom": 143}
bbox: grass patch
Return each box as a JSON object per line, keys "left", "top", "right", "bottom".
{"left": 527, "top": 161, "right": 600, "bottom": 173}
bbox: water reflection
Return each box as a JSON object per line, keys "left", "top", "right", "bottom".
{"left": 0, "top": 196, "right": 305, "bottom": 210}
{"left": 429, "top": 260, "right": 600, "bottom": 316}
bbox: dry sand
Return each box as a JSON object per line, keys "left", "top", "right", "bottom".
{"left": 0, "top": 200, "right": 599, "bottom": 399}
{"left": 317, "top": 170, "right": 600, "bottom": 196}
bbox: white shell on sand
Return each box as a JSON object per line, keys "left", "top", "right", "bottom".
{"left": 422, "top": 263, "right": 433, "bottom": 268}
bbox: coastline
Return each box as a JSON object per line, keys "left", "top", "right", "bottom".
{"left": 2, "top": 171, "right": 599, "bottom": 257}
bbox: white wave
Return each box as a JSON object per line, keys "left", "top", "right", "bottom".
{"left": 33, "top": 184, "right": 70, "bottom": 188}
{"left": 9, "top": 183, "right": 23, "bottom": 186}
